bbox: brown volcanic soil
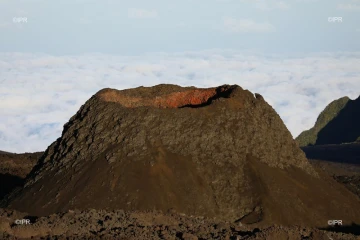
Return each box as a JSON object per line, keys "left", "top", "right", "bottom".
{"left": 1, "top": 208, "right": 359, "bottom": 240}
{"left": 0, "top": 151, "right": 43, "bottom": 200}
{"left": 2, "top": 84, "right": 360, "bottom": 230}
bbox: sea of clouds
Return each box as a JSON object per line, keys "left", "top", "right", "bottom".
{"left": 1, "top": 50, "right": 359, "bottom": 153}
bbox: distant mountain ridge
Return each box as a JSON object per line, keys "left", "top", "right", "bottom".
{"left": 296, "top": 95, "right": 360, "bottom": 146}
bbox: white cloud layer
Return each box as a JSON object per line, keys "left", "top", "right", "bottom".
{"left": 223, "top": 17, "right": 276, "bottom": 33}
{"left": 239, "top": 0, "right": 290, "bottom": 11}
{"left": 1, "top": 50, "right": 360, "bottom": 153}
{"left": 128, "top": 8, "right": 158, "bottom": 19}
{"left": 337, "top": 3, "right": 360, "bottom": 11}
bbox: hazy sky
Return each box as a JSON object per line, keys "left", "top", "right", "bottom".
{"left": 0, "top": 0, "right": 360, "bottom": 152}
{"left": 1, "top": 0, "right": 360, "bottom": 54}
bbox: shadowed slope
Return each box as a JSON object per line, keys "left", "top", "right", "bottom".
{"left": 296, "top": 96, "right": 360, "bottom": 146}
{"left": 316, "top": 96, "right": 360, "bottom": 145}
{"left": 296, "top": 96, "right": 350, "bottom": 146}
{"left": 302, "top": 143, "right": 360, "bottom": 165}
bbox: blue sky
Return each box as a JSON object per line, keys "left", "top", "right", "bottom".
{"left": 1, "top": 0, "right": 360, "bottom": 54}
{"left": 0, "top": 0, "right": 360, "bottom": 152}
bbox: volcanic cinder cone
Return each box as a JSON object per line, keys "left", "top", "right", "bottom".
{"left": 3, "top": 84, "right": 360, "bottom": 228}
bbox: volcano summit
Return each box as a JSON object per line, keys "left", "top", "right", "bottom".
{"left": 3, "top": 84, "right": 360, "bottom": 228}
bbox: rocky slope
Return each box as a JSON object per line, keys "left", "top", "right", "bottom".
{"left": 296, "top": 96, "right": 360, "bottom": 146}
{"left": 2, "top": 84, "right": 360, "bottom": 229}
{"left": 0, "top": 151, "right": 43, "bottom": 200}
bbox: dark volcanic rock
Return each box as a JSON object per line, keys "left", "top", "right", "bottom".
{"left": 1, "top": 208, "right": 359, "bottom": 240}
{"left": 296, "top": 96, "right": 360, "bottom": 146}
{"left": 2, "top": 84, "right": 360, "bottom": 228}
{"left": 0, "top": 151, "right": 43, "bottom": 200}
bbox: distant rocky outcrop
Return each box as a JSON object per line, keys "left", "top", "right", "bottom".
{"left": 2, "top": 84, "right": 360, "bottom": 228}
{"left": 296, "top": 96, "right": 360, "bottom": 146}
